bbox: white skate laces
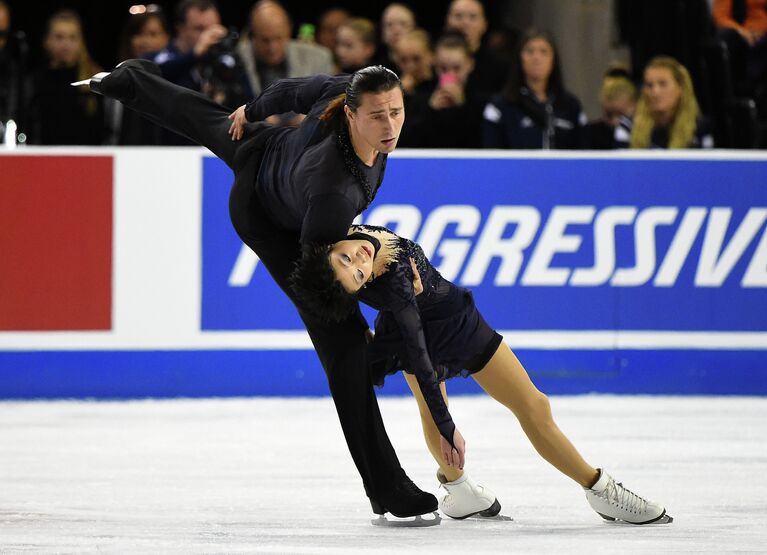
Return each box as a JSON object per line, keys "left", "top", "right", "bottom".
{"left": 584, "top": 469, "right": 672, "bottom": 524}
{"left": 437, "top": 471, "right": 501, "bottom": 519}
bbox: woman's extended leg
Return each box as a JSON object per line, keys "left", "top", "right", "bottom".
{"left": 472, "top": 343, "right": 599, "bottom": 488}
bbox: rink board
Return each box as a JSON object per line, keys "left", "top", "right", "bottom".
{"left": 1, "top": 149, "right": 766, "bottom": 398}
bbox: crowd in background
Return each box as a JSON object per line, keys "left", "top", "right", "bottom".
{"left": 1, "top": 0, "right": 765, "bottom": 149}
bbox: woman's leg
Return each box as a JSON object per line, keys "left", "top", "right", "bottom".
{"left": 403, "top": 373, "right": 462, "bottom": 482}
{"left": 472, "top": 343, "right": 599, "bottom": 488}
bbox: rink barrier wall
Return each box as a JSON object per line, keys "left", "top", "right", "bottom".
{"left": 1, "top": 148, "right": 766, "bottom": 399}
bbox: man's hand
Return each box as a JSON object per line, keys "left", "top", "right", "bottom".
{"left": 228, "top": 104, "right": 248, "bottom": 140}
{"left": 193, "top": 24, "right": 228, "bottom": 57}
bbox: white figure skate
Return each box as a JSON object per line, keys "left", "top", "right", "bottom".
{"left": 584, "top": 469, "right": 673, "bottom": 524}
{"left": 438, "top": 471, "right": 502, "bottom": 519}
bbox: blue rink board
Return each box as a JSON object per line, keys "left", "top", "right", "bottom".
{"left": 1, "top": 349, "right": 765, "bottom": 399}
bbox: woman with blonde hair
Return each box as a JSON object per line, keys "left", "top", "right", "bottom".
{"left": 617, "top": 56, "right": 713, "bottom": 149}
{"left": 335, "top": 18, "right": 377, "bottom": 73}
{"left": 583, "top": 66, "right": 637, "bottom": 149}
{"left": 28, "top": 9, "right": 104, "bottom": 144}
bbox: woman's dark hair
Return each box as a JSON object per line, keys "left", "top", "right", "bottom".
{"left": 502, "top": 27, "right": 565, "bottom": 105}
{"left": 288, "top": 244, "right": 360, "bottom": 322}
{"left": 319, "top": 65, "right": 403, "bottom": 131}
{"left": 118, "top": 11, "right": 170, "bottom": 61}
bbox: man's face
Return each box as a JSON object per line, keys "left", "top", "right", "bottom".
{"left": 0, "top": 7, "right": 9, "bottom": 51}
{"left": 346, "top": 88, "right": 405, "bottom": 154}
{"left": 177, "top": 7, "right": 220, "bottom": 51}
{"left": 446, "top": 0, "right": 486, "bottom": 49}
{"left": 251, "top": 9, "right": 291, "bottom": 66}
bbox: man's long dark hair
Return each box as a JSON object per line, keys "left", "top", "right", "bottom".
{"left": 501, "top": 27, "right": 565, "bottom": 105}
{"left": 289, "top": 244, "right": 360, "bottom": 322}
{"left": 319, "top": 65, "right": 404, "bottom": 132}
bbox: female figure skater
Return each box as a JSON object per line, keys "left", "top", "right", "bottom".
{"left": 290, "top": 224, "right": 673, "bottom": 525}
{"left": 74, "top": 60, "right": 437, "bottom": 523}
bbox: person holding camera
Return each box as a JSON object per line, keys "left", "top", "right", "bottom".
{"left": 398, "top": 32, "right": 484, "bottom": 148}
{"left": 150, "top": 0, "right": 250, "bottom": 143}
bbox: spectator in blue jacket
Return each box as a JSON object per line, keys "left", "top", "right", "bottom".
{"left": 482, "top": 28, "right": 586, "bottom": 149}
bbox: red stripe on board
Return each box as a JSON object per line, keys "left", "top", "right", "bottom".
{"left": 0, "top": 156, "right": 113, "bottom": 330}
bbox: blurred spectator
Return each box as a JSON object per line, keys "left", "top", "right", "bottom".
{"left": 236, "top": 0, "right": 332, "bottom": 98}
{"left": 0, "top": 0, "right": 28, "bottom": 131}
{"left": 712, "top": 0, "right": 767, "bottom": 98}
{"left": 616, "top": 56, "right": 714, "bottom": 149}
{"left": 152, "top": 0, "right": 227, "bottom": 93}
{"left": 482, "top": 28, "right": 585, "bottom": 149}
{"left": 583, "top": 66, "right": 637, "bottom": 149}
{"left": 444, "top": 0, "right": 507, "bottom": 97}
{"left": 26, "top": 9, "right": 104, "bottom": 145}
{"left": 392, "top": 28, "right": 434, "bottom": 96}
{"left": 118, "top": 8, "right": 170, "bottom": 60}
{"left": 335, "top": 17, "right": 377, "bottom": 73}
{"left": 374, "top": 3, "right": 416, "bottom": 69}
{"left": 316, "top": 7, "right": 349, "bottom": 52}
{"left": 399, "top": 32, "right": 484, "bottom": 148}
{"left": 105, "top": 8, "right": 171, "bottom": 145}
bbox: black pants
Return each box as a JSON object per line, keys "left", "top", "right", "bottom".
{"left": 110, "top": 64, "right": 405, "bottom": 501}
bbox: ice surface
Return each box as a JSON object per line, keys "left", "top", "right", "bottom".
{"left": 1, "top": 395, "right": 765, "bottom": 553}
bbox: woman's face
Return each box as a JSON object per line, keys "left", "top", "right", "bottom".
{"left": 643, "top": 66, "right": 682, "bottom": 116}
{"left": 45, "top": 19, "right": 82, "bottom": 66}
{"left": 131, "top": 17, "right": 169, "bottom": 58}
{"left": 346, "top": 87, "right": 405, "bottom": 154}
{"left": 329, "top": 239, "right": 376, "bottom": 292}
{"left": 521, "top": 37, "right": 554, "bottom": 83}
{"left": 602, "top": 94, "right": 636, "bottom": 126}
{"left": 394, "top": 37, "right": 432, "bottom": 80}
{"left": 434, "top": 46, "right": 474, "bottom": 86}
{"left": 446, "top": 0, "right": 486, "bottom": 49}
{"left": 382, "top": 5, "right": 415, "bottom": 48}
{"left": 335, "top": 26, "right": 374, "bottom": 70}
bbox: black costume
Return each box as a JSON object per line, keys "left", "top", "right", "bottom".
{"left": 95, "top": 61, "right": 433, "bottom": 516}
{"left": 351, "top": 225, "right": 503, "bottom": 444}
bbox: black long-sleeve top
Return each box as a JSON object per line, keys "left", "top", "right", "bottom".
{"left": 245, "top": 74, "right": 387, "bottom": 245}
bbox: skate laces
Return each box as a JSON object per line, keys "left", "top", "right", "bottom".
{"left": 603, "top": 478, "right": 648, "bottom": 514}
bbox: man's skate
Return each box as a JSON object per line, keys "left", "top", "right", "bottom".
{"left": 370, "top": 474, "right": 441, "bottom": 527}
{"left": 438, "top": 471, "right": 505, "bottom": 520}
{"left": 584, "top": 469, "right": 673, "bottom": 525}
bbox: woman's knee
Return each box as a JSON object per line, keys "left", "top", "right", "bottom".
{"left": 517, "top": 390, "right": 552, "bottom": 426}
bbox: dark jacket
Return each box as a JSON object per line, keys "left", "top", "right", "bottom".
{"left": 482, "top": 86, "right": 586, "bottom": 149}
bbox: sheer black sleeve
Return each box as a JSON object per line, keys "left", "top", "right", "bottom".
{"left": 380, "top": 264, "right": 456, "bottom": 446}
{"left": 245, "top": 74, "right": 349, "bottom": 122}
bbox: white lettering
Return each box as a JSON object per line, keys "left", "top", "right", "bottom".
{"left": 461, "top": 206, "right": 540, "bottom": 286}
{"left": 228, "top": 246, "right": 259, "bottom": 287}
{"left": 654, "top": 208, "right": 707, "bottom": 287}
{"left": 570, "top": 207, "right": 636, "bottom": 286}
{"left": 612, "top": 207, "right": 678, "bottom": 286}
{"left": 695, "top": 208, "right": 767, "bottom": 286}
{"left": 742, "top": 226, "right": 767, "bottom": 287}
{"left": 363, "top": 204, "right": 421, "bottom": 239}
{"left": 522, "top": 207, "right": 595, "bottom": 286}
{"left": 417, "top": 206, "right": 480, "bottom": 281}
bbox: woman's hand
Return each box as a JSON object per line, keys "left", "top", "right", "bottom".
{"left": 409, "top": 257, "right": 423, "bottom": 296}
{"left": 440, "top": 428, "right": 465, "bottom": 469}
{"left": 228, "top": 104, "right": 248, "bottom": 141}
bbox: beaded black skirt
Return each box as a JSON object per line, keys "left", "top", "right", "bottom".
{"left": 366, "top": 284, "right": 503, "bottom": 387}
